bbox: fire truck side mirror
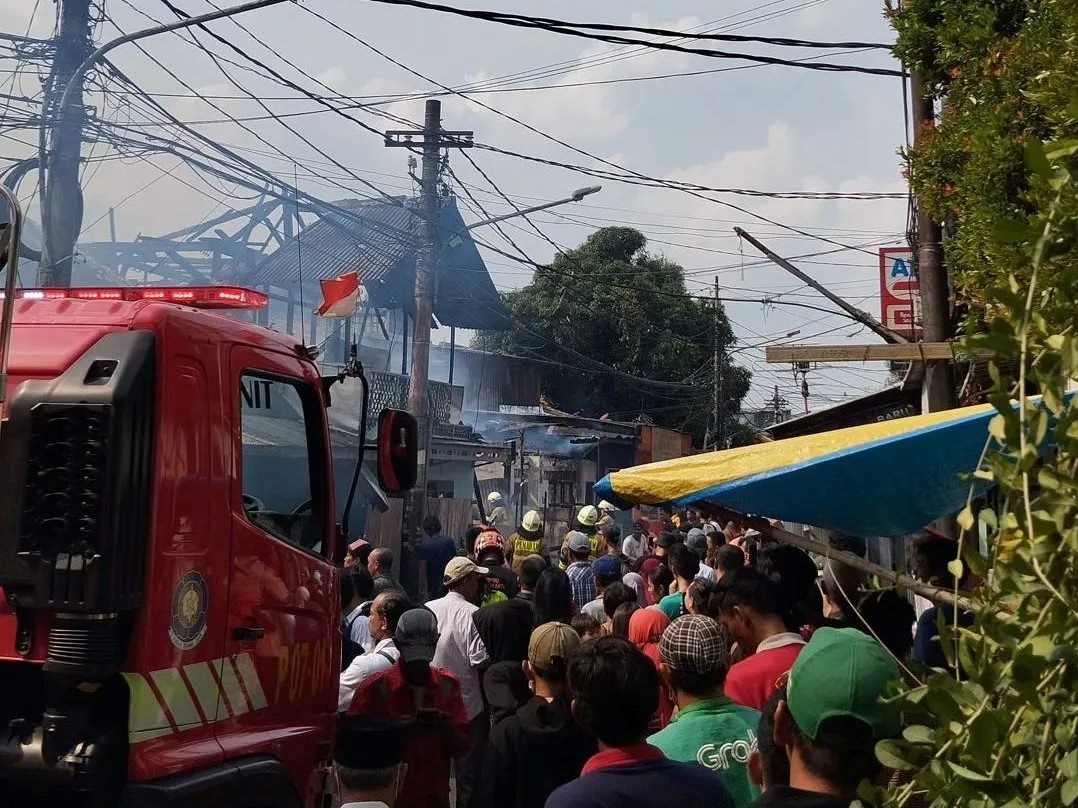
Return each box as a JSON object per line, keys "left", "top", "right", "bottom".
{"left": 377, "top": 409, "right": 418, "bottom": 494}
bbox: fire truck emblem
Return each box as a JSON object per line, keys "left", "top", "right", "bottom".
{"left": 169, "top": 570, "right": 209, "bottom": 650}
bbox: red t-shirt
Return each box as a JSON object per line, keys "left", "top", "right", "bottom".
{"left": 724, "top": 638, "right": 805, "bottom": 710}
{"left": 348, "top": 663, "right": 469, "bottom": 808}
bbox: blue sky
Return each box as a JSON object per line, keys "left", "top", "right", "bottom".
{"left": 2, "top": 0, "right": 909, "bottom": 410}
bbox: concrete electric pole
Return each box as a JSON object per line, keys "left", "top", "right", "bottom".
{"left": 37, "top": 0, "right": 291, "bottom": 287}
{"left": 909, "top": 71, "right": 956, "bottom": 413}
{"left": 385, "top": 100, "right": 474, "bottom": 537}
{"left": 712, "top": 276, "right": 723, "bottom": 450}
{"left": 38, "top": 0, "right": 94, "bottom": 287}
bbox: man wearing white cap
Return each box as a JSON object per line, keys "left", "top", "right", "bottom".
{"left": 426, "top": 557, "right": 491, "bottom": 808}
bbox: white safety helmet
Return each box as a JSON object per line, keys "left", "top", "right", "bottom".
{"left": 597, "top": 499, "right": 616, "bottom": 513}
{"left": 487, "top": 491, "right": 504, "bottom": 505}
{"left": 521, "top": 510, "right": 543, "bottom": 533}
{"left": 576, "top": 505, "right": 599, "bottom": 528}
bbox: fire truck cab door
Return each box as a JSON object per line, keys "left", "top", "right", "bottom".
{"left": 221, "top": 345, "right": 337, "bottom": 786}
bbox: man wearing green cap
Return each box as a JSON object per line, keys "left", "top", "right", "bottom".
{"left": 753, "top": 627, "right": 901, "bottom": 807}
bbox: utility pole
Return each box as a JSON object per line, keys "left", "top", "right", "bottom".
{"left": 909, "top": 71, "right": 956, "bottom": 413}
{"left": 38, "top": 0, "right": 94, "bottom": 287}
{"left": 37, "top": 0, "right": 291, "bottom": 287}
{"left": 385, "top": 100, "right": 474, "bottom": 538}
{"left": 712, "top": 276, "right": 721, "bottom": 450}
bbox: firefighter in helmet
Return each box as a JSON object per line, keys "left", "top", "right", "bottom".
{"left": 560, "top": 504, "right": 602, "bottom": 562}
{"left": 507, "top": 510, "right": 544, "bottom": 575}
{"left": 486, "top": 491, "right": 510, "bottom": 535}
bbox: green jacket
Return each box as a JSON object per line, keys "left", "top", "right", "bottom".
{"left": 648, "top": 697, "right": 762, "bottom": 808}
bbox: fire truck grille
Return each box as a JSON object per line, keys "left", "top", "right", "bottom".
{"left": 21, "top": 405, "right": 111, "bottom": 560}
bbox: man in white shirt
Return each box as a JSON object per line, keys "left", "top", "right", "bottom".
{"left": 339, "top": 590, "right": 409, "bottom": 712}
{"left": 621, "top": 520, "right": 651, "bottom": 565}
{"left": 425, "top": 557, "right": 490, "bottom": 808}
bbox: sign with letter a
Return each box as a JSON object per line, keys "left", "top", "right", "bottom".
{"left": 879, "top": 248, "right": 922, "bottom": 338}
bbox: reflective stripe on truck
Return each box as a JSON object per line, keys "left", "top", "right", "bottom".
{"left": 121, "top": 653, "right": 268, "bottom": 744}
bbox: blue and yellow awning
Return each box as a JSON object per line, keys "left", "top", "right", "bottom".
{"left": 595, "top": 403, "right": 998, "bottom": 537}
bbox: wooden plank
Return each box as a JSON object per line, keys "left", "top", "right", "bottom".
{"left": 764, "top": 343, "right": 987, "bottom": 363}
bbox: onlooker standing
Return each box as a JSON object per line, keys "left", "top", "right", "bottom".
{"left": 645, "top": 564, "right": 674, "bottom": 607}
{"left": 716, "top": 568, "right": 806, "bottom": 710}
{"left": 653, "top": 530, "right": 681, "bottom": 562}
{"left": 753, "top": 628, "right": 900, "bottom": 807}
{"left": 344, "top": 567, "right": 376, "bottom": 664}
{"left": 747, "top": 688, "right": 789, "bottom": 795}
{"left": 516, "top": 554, "right": 546, "bottom": 610}
{"left": 334, "top": 717, "right": 408, "bottom": 808}
{"left": 854, "top": 589, "right": 916, "bottom": 661}
{"left": 714, "top": 545, "right": 746, "bottom": 577}
{"left": 622, "top": 521, "right": 651, "bottom": 565}
{"left": 581, "top": 555, "right": 623, "bottom": 623}
{"left": 610, "top": 602, "right": 640, "bottom": 640}
{"left": 415, "top": 515, "right": 457, "bottom": 601}
{"left": 658, "top": 544, "right": 700, "bottom": 620}
{"left": 473, "top": 578, "right": 535, "bottom": 665}
{"left": 622, "top": 572, "right": 648, "bottom": 606}
{"left": 649, "top": 616, "right": 761, "bottom": 807}
{"left": 477, "top": 623, "right": 596, "bottom": 808}
{"left": 534, "top": 567, "right": 574, "bottom": 626}
{"left": 348, "top": 609, "right": 469, "bottom": 808}
{"left": 339, "top": 590, "right": 410, "bottom": 711}
{"left": 571, "top": 613, "right": 602, "bottom": 641}
{"left": 426, "top": 558, "right": 491, "bottom": 808}
{"left": 368, "top": 547, "right": 397, "bottom": 596}
{"left": 600, "top": 582, "right": 638, "bottom": 634}
{"left": 565, "top": 532, "right": 597, "bottom": 611}
{"left": 685, "top": 528, "right": 717, "bottom": 582}
{"left": 545, "top": 637, "right": 734, "bottom": 808}
{"left": 627, "top": 608, "right": 674, "bottom": 731}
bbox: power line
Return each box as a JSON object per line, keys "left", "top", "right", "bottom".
{"left": 296, "top": 7, "right": 900, "bottom": 255}
{"left": 357, "top": 0, "right": 902, "bottom": 77}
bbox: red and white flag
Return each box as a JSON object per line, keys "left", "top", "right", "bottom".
{"left": 315, "top": 270, "right": 366, "bottom": 318}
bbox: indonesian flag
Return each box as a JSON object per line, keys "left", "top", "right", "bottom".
{"left": 315, "top": 271, "right": 366, "bottom": 318}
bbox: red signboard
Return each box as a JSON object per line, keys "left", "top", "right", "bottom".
{"left": 879, "top": 247, "right": 921, "bottom": 338}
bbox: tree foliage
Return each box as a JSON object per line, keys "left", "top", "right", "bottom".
{"left": 879, "top": 2, "right": 1078, "bottom": 804}
{"left": 887, "top": 0, "right": 1078, "bottom": 330}
{"left": 472, "top": 227, "right": 750, "bottom": 443}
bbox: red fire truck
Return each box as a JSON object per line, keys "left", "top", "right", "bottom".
{"left": 0, "top": 191, "right": 417, "bottom": 806}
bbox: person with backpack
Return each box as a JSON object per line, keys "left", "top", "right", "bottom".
{"left": 338, "top": 590, "right": 411, "bottom": 711}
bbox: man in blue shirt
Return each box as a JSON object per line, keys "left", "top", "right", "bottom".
{"left": 546, "top": 636, "right": 733, "bottom": 808}
{"left": 415, "top": 515, "right": 458, "bottom": 601}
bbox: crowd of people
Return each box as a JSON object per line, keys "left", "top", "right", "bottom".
{"left": 334, "top": 503, "right": 967, "bottom": 808}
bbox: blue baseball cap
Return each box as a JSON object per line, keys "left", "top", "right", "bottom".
{"left": 592, "top": 554, "right": 623, "bottom": 585}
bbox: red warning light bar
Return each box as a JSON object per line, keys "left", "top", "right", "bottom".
{"left": 6, "top": 286, "right": 268, "bottom": 309}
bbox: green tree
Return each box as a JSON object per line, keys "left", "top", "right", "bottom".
{"left": 876, "top": 2, "right": 1078, "bottom": 805}
{"left": 472, "top": 227, "right": 750, "bottom": 445}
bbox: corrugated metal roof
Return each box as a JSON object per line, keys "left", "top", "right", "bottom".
{"left": 248, "top": 196, "right": 510, "bottom": 331}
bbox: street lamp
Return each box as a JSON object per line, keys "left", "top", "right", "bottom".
{"left": 466, "top": 185, "right": 602, "bottom": 230}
